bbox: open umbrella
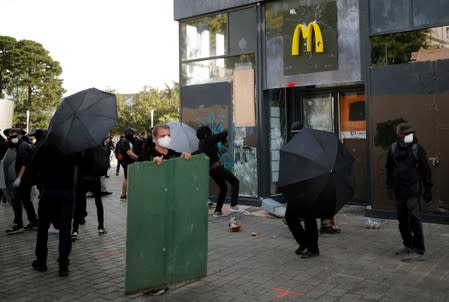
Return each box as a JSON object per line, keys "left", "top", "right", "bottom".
{"left": 44, "top": 88, "right": 117, "bottom": 154}
{"left": 278, "top": 128, "right": 354, "bottom": 217}
{"left": 166, "top": 121, "right": 199, "bottom": 153}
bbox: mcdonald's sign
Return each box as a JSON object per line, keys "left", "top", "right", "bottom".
{"left": 291, "top": 22, "right": 324, "bottom": 56}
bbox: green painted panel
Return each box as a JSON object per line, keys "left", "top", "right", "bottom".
{"left": 125, "top": 155, "right": 209, "bottom": 294}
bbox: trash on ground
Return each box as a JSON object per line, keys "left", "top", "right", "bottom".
{"left": 228, "top": 217, "right": 242, "bottom": 232}
{"left": 366, "top": 218, "right": 383, "bottom": 229}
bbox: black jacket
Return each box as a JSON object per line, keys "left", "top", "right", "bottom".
{"left": 198, "top": 131, "right": 227, "bottom": 167}
{"left": 386, "top": 140, "right": 432, "bottom": 199}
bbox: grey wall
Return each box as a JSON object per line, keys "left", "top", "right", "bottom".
{"left": 370, "top": 0, "right": 449, "bottom": 34}
{"left": 174, "top": 0, "right": 262, "bottom": 20}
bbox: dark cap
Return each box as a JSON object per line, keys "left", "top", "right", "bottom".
{"left": 290, "top": 121, "right": 304, "bottom": 133}
{"left": 3, "top": 127, "right": 26, "bottom": 136}
{"left": 396, "top": 123, "right": 415, "bottom": 136}
{"left": 124, "top": 127, "right": 135, "bottom": 134}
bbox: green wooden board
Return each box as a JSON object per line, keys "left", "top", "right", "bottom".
{"left": 125, "top": 155, "right": 209, "bottom": 294}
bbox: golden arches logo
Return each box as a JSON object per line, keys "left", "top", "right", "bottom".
{"left": 291, "top": 22, "right": 324, "bottom": 56}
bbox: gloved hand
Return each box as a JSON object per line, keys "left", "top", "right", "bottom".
{"left": 13, "top": 177, "right": 21, "bottom": 188}
{"left": 423, "top": 191, "right": 432, "bottom": 203}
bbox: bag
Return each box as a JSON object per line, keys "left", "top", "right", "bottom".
{"left": 115, "top": 140, "right": 124, "bottom": 161}
{"left": 88, "top": 145, "right": 110, "bottom": 176}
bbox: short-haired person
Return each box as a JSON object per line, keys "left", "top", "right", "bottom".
{"left": 196, "top": 125, "right": 241, "bottom": 217}
{"left": 140, "top": 124, "right": 191, "bottom": 164}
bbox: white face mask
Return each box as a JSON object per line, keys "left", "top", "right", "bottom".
{"left": 157, "top": 136, "right": 171, "bottom": 148}
{"left": 404, "top": 133, "right": 414, "bottom": 144}
{"left": 11, "top": 137, "right": 19, "bottom": 144}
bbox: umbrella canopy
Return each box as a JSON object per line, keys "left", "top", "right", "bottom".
{"left": 45, "top": 88, "right": 117, "bottom": 154}
{"left": 278, "top": 128, "right": 354, "bottom": 217}
{"left": 166, "top": 121, "right": 199, "bottom": 153}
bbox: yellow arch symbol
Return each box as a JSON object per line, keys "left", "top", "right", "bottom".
{"left": 306, "top": 22, "right": 324, "bottom": 53}
{"left": 291, "top": 22, "right": 324, "bottom": 56}
{"left": 291, "top": 24, "right": 308, "bottom": 56}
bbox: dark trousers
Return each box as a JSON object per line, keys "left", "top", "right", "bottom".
{"left": 116, "top": 160, "right": 122, "bottom": 174}
{"left": 35, "top": 189, "right": 74, "bottom": 267}
{"left": 73, "top": 178, "right": 104, "bottom": 231}
{"left": 14, "top": 182, "right": 38, "bottom": 227}
{"left": 285, "top": 203, "right": 319, "bottom": 252}
{"left": 209, "top": 165, "right": 239, "bottom": 212}
{"left": 396, "top": 195, "right": 425, "bottom": 254}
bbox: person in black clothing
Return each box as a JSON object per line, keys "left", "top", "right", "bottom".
{"left": 31, "top": 143, "right": 81, "bottom": 276}
{"left": 120, "top": 128, "right": 140, "bottom": 199}
{"left": 0, "top": 132, "right": 7, "bottom": 203}
{"left": 196, "top": 125, "right": 241, "bottom": 217}
{"left": 140, "top": 124, "right": 191, "bottom": 163}
{"left": 4, "top": 128, "right": 38, "bottom": 234}
{"left": 72, "top": 146, "right": 107, "bottom": 241}
{"left": 283, "top": 121, "right": 320, "bottom": 259}
{"left": 386, "top": 123, "right": 432, "bottom": 262}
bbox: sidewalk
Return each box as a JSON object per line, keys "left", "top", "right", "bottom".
{"left": 1, "top": 167, "right": 449, "bottom": 302}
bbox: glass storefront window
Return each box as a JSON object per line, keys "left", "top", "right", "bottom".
{"left": 302, "top": 94, "right": 334, "bottom": 132}
{"left": 180, "top": 14, "right": 227, "bottom": 61}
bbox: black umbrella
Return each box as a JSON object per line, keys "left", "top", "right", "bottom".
{"left": 278, "top": 128, "right": 355, "bottom": 217}
{"left": 45, "top": 88, "right": 117, "bottom": 153}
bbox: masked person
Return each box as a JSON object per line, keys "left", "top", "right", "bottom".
{"left": 196, "top": 125, "right": 241, "bottom": 217}
{"left": 283, "top": 121, "right": 320, "bottom": 258}
{"left": 4, "top": 128, "right": 38, "bottom": 234}
{"left": 141, "top": 124, "right": 190, "bottom": 164}
{"left": 386, "top": 123, "right": 432, "bottom": 262}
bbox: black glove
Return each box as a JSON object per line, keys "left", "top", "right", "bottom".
{"left": 423, "top": 191, "right": 432, "bottom": 203}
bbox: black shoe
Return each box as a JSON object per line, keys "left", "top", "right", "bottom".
{"left": 301, "top": 250, "right": 320, "bottom": 259}
{"left": 105, "top": 175, "right": 110, "bottom": 178}
{"left": 24, "top": 222, "right": 39, "bottom": 230}
{"left": 101, "top": 191, "right": 112, "bottom": 196}
{"left": 71, "top": 231, "right": 79, "bottom": 242}
{"left": 59, "top": 265, "right": 70, "bottom": 277}
{"left": 32, "top": 260, "right": 48, "bottom": 272}
{"left": 320, "top": 225, "right": 341, "bottom": 234}
{"left": 294, "top": 246, "right": 307, "bottom": 255}
{"left": 5, "top": 224, "right": 24, "bottom": 234}
{"left": 86, "top": 194, "right": 94, "bottom": 198}
{"left": 79, "top": 218, "right": 86, "bottom": 225}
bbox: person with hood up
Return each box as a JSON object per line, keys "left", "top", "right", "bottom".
{"left": 196, "top": 125, "right": 241, "bottom": 217}
{"left": 386, "top": 122, "right": 432, "bottom": 262}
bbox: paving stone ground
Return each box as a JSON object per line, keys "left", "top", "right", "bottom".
{"left": 1, "top": 165, "right": 449, "bottom": 302}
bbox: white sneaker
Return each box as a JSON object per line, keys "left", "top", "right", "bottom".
{"left": 229, "top": 206, "right": 243, "bottom": 213}
{"left": 213, "top": 211, "right": 224, "bottom": 217}
{"left": 48, "top": 224, "right": 59, "bottom": 234}
{"left": 401, "top": 251, "right": 424, "bottom": 262}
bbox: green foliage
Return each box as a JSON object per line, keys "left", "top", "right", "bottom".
{"left": 0, "top": 36, "right": 64, "bottom": 129}
{"left": 371, "top": 30, "right": 429, "bottom": 66}
{"left": 112, "top": 83, "right": 180, "bottom": 135}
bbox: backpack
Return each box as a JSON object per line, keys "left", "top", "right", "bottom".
{"left": 115, "top": 140, "right": 124, "bottom": 161}
{"left": 87, "top": 145, "right": 110, "bottom": 176}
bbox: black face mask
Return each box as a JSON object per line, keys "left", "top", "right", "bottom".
{"left": 125, "top": 134, "right": 134, "bottom": 141}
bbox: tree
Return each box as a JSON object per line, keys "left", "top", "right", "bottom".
{"left": 112, "top": 82, "right": 180, "bottom": 135}
{"left": 0, "top": 36, "right": 64, "bottom": 129}
{"left": 371, "top": 29, "right": 429, "bottom": 66}
{"left": 0, "top": 36, "right": 17, "bottom": 99}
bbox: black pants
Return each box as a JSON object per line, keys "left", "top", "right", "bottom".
{"left": 14, "top": 182, "right": 38, "bottom": 227}
{"left": 285, "top": 203, "right": 319, "bottom": 252}
{"left": 35, "top": 189, "right": 74, "bottom": 267}
{"left": 396, "top": 195, "right": 425, "bottom": 254}
{"left": 73, "top": 178, "right": 104, "bottom": 231}
{"left": 209, "top": 165, "right": 239, "bottom": 212}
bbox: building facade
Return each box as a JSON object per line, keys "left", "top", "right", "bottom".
{"left": 174, "top": 0, "right": 449, "bottom": 222}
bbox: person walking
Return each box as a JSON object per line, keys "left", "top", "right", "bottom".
{"left": 72, "top": 145, "right": 108, "bottom": 241}
{"left": 283, "top": 121, "right": 320, "bottom": 258}
{"left": 386, "top": 122, "right": 432, "bottom": 262}
{"left": 196, "top": 125, "right": 241, "bottom": 217}
{"left": 114, "top": 135, "right": 124, "bottom": 176}
{"left": 31, "top": 143, "right": 81, "bottom": 276}
{"left": 4, "top": 128, "right": 38, "bottom": 234}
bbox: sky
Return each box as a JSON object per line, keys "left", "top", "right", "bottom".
{"left": 0, "top": 0, "right": 179, "bottom": 96}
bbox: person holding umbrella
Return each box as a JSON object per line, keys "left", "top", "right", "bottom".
{"left": 283, "top": 121, "right": 320, "bottom": 258}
